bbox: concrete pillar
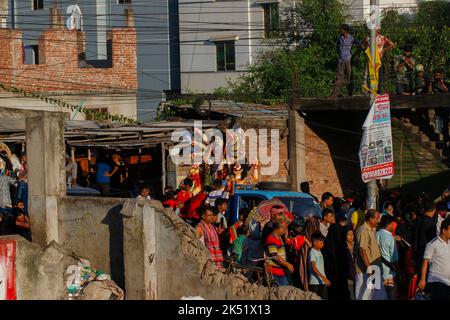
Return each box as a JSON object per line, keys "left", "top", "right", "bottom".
{"left": 124, "top": 8, "right": 135, "bottom": 28}
{"left": 166, "top": 152, "right": 177, "bottom": 189}
{"left": 122, "top": 201, "right": 158, "bottom": 300}
{"left": 288, "top": 109, "right": 306, "bottom": 192}
{"left": 49, "top": 7, "right": 63, "bottom": 29}
{"left": 26, "top": 111, "right": 66, "bottom": 247}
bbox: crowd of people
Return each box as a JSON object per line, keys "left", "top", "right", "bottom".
{"left": 331, "top": 24, "right": 449, "bottom": 98}
{"left": 156, "top": 167, "right": 450, "bottom": 300}
{"left": 2, "top": 138, "right": 450, "bottom": 301}
{"left": 0, "top": 148, "right": 31, "bottom": 241}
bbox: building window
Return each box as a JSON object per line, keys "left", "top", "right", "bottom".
{"left": 32, "top": 0, "right": 44, "bottom": 10}
{"left": 263, "top": 3, "right": 279, "bottom": 38}
{"left": 117, "top": 0, "right": 132, "bottom": 4}
{"left": 24, "top": 45, "right": 39, "bottom": 65}
{"left": 216, "top": 41, "right": 235, "bottom": 71}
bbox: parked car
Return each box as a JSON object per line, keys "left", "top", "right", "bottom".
{"left": 228, "top": 183, "right": 322, "bottom": 224}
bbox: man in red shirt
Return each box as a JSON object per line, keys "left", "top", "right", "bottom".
{"left": 265, "top": 221, "right": 294, "bottom": 286}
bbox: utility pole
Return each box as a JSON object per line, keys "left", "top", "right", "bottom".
{"left": 287, "top": 54, "right": 306, "bottom": 192}
{"left": 367, "top": 0, "right": 378, "bottom": 210}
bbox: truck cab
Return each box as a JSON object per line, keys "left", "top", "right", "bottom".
{"left": 228, "top": 184, "right": 322, "bottom": 224}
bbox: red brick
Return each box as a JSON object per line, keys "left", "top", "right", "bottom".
{"left": 0, "top": 28, "right": 137, "bottom": 93}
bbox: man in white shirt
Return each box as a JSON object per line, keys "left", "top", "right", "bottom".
{"left": 419, "top": 218, "right": 450, "bottom": 300}
{"left": 214, "top": 198, "right": 228, "bottom": 229}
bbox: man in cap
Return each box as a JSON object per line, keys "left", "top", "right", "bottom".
{"left": 395, "top": 45, "right": 415, "bottom": 96}
{"left": 414, "top": 64, "right": 428, "bottom": 95}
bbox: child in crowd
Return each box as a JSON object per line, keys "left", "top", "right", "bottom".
{"left": 229, "top": 208, "right": 249, "bottom": 244}
{"left": 162, "top": 190, "right": 176, "bottom": 209}
{"left": 232, "top": 225, "right": 248, "bottom": 264}
{"left": 12, "top": 202, "right": 32, "bottom": 242}
{"left": 308, "top": 232, "right": 331, "bottom": 299}
{"left": 215, "top": 198, "right": 229, "bottom": 229}
{"left": 136, "top": 185, "right": 151, "bottom": 200}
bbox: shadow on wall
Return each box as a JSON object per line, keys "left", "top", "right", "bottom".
{"left": 101, "top": 204, "right": 125, "bottom": 290}
{"left": 392, "top": 170, "right": 450, "bottom": 200}
{"left": 305, "top": 110, "right": 366, "bottom": 195}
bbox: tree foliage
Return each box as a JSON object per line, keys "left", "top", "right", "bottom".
{"left": 217, "top": 0, "right": 450, "bottom": 102}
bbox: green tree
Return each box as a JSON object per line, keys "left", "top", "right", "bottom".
{"left": 218, "top": 0, "right": 347, "bottom": 101}
{"left": 211, "top": 0, "right": 450, "bottom": 102}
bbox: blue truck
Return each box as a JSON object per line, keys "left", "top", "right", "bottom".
{"left": 227, "top": 184, "right": 322, "bottom": 224}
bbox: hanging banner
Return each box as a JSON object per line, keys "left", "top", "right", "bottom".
{"left": 359, "top": 94, "right": 394, "bottom": 183}
{"left": 0, "top": 239, "right": 17, "bottom": 300}
{"left": 365, "top": 45, "right": 381, "bottom": 93}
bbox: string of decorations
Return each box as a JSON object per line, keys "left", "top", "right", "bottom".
{"left": 0, "top": 82, "right": 138, "bottom": 124}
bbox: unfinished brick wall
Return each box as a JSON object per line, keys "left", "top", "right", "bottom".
{"left": 255, "top": 119, "right": 343, "bottom": 195}
{"left": 0, "top": 28, "right": 137, "bottom": 92}
{"left": 304, "top": 125, "right": 343, "bottom": 198}
{"left": 258, "top": 135, "right": 289, "bottom": 182}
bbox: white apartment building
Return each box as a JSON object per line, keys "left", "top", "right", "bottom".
{"left": 343, "top": 0, "right": 419, "bottom": 21}
{"left": 179, "top": 0, "right": 280, "bottom": 93}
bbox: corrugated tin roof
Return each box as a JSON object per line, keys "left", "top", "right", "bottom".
{"left": 0, "top": 118, "right": 221, "bottom": 149}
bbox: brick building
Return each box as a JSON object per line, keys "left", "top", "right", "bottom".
{"left": 2, "top": 0, "right": 180, "bottom": 121}
{"left": 0, "top": 25, "right": 138, "bottom": 120}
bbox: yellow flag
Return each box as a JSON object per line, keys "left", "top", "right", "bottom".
{"left": 365, "top": 46, "right": 382, "bottom": 92}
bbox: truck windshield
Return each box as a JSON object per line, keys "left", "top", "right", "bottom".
{"left": 275, "top": 196, "right": 322, "bottom": 219}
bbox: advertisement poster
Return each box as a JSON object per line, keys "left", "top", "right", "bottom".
{"left": 359, "top": 94, "right": 394, "bottom": 183}
{"left": 0, "top": 239, "right": 17, "bottom": 300}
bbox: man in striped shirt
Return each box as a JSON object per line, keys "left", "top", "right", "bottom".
{"left": 265, "top": 221, "right": 294, "bottom": 286}
{"left": 205, "top": 180, "right": 230, "bottom": 206}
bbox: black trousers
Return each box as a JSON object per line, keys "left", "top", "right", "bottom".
{"left": 98, "top": 183, "right": 110, "bottom": 196}
{"left": 309, "top": 284, "right": 328, "bottom": 300}
{"left": 427, "top": 282, "right": 450, "bottom": 300}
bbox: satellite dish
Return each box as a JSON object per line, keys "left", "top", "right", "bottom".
{"left": 66, "top": 4, "right": 83, "bottom": 30}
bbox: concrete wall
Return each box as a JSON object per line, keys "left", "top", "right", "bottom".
{"left": 4, "top": 200, "right": 319, "bottom": 300}
{"left": 1, "top": 235, "right": 78, "bottom": 300}
{"left": 57, "top": 196, "right": 126, "bottom": 289}
{"left": 122, "top": 199, "right": 320, "bottom": 300}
